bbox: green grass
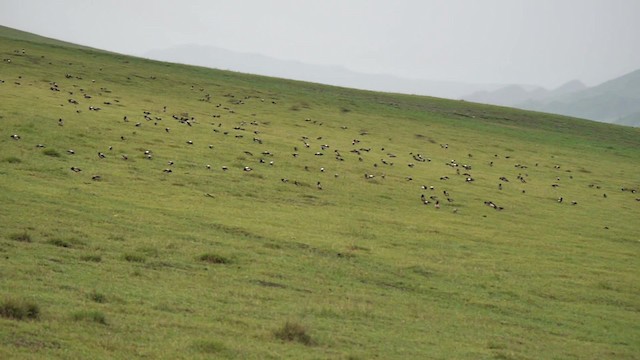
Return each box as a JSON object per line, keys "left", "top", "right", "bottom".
{"left": 71, "top": 310, "right": 108, "bottom": 325}
{"left": 0, "top": 26, "right": 639, "bottom": 359}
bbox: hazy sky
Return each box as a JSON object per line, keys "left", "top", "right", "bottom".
{"left": 1, "top": 0, "right": 639, "bottom": 88}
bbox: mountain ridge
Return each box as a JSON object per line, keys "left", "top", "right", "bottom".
{"left": 464, "top": 70, "right": 640, "bottom": 126}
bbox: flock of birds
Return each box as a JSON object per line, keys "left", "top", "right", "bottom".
{"left": 3, "top": 47, "right": 640, "bottom": 219}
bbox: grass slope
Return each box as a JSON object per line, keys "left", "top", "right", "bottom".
{"left": 1, "top": 27, "right": 639, "bottom": 359}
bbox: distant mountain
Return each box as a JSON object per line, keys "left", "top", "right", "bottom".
{"left": 464, "top": 84, "right": 545, "bottom": 107}
{"left": 464, "top": 80, "right": 588, "bottom": 107}
{"left": 464, "top": 70, "right": 640, "bottom": 126}
{"left": 549, "top": 79, "right": 588, "bottom": 96}
{"left": 522, "top": 70, "right": 640, "bottom": 126}
{"left": 143, "top": 44, "right": 505, "bottom": 100}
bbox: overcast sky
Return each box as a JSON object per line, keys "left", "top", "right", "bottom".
{"left": 1, "top": 0, "right": 639, "bottom": 88}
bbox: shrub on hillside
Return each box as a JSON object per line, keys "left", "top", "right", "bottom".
{"left": 80, "top": 254, "right": 102, "bottom": 262}
{"left": 3, "top": 156, "right": 22, "bottom": 163}
{"left": 0, "top": 298, "right": 40, "bottom": 320}
{"left": 124, "top": 254, "right": 146, "bottom": 263}
{"left": 273, "top": 321, "right": 315, "bottom": 346}
{"left": 88, "top": 290, "right": 107, "bottom": 303}
{"left": 48, "top": 238, "right": 72, "bottom": 248}
{"left": 71, "top": 310, "right": 107, "bottom": 325}
{"left": 199, "top": 253, "right": 231, "bottom": 264}
{"left": 9, "top": 231, "right": 32, "bottom": 242}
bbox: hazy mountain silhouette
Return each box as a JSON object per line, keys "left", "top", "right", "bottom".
{"left": 464, "top": 70, "right": 640, "bottom": 126}
{"left": 464, "top": 84, "right": 544, "bottom": 107}
{"left": 521, "top": 70, "right": 640, "bottom": 126}
{"left": 464, "top": 80, "right": 588, "bottom": 107}
{"left": 143, "top": 44, "right": 505, "bottom": 99}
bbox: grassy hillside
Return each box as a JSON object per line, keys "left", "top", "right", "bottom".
{"left": 1, "top": 27, "right": 639, "bottom": 359}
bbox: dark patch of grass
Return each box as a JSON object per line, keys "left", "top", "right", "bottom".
{"left": 9, "top": 231, "right": 32, "bottom": 242}
{"left": 191, "top": 339, "right": 227, "bottom": 354}
{"left": 80, "top": 254, "right": 102, "bottom": 262}
{"left": 493, "top": 351, "right": 518, "bottom": 360}
{"left": 246, "top": 172, "right": 265, "bottom": 179}
{"left": 407, "top": 265, "right": 436, "bottom": 278}
{"left": 347, "top": 244, "right": 370, "bottom": 252}
{"left": 87, "top": 290, "right": 107, "bottom": 304}
{"left": 10, "top": 337, "right": 61, "bottom": 350}
{"left": 0, "top": 298, "right": 40, "bottom": 320}
{"left": 263, "top": 242, "right": 282, "bottom": 250}
{"left": 199, "top": 253, "right": 232, "bottom": 264}
{"left": 336, "top": 251, "right": 356, "bottom": 259}
{"left": 42, "top": 148, "right": 61, "bottom": 157}
{"left": 124, "top": 253, "right": 146, "bottom": 263}
{"left": 48, "top": 238, "right": 71, "bottom": 248}
{"left": 210, "top": 223, "right": 267, "bottom": 241}
{"left": 290, "top": 102, "right": 311, "bottom": 111}
{"left": 414, "top": 134, "right": 436, "bottom": 143}
{"left": 253, "top": 280, "right": 287, "bottom": 289}
{"left": 3, "top": 156, "right": 22, "bottom": 163}
{"left": 487, "top": 341, "right": 507, "bottom": 350}
{"left": 273, "top": 321, "right": 315, "bottom": 346}
{"left": 71, "top": 310, "right": 108, "bottom": 325}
